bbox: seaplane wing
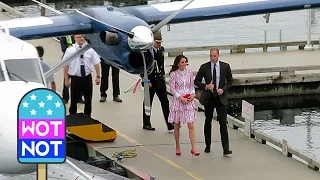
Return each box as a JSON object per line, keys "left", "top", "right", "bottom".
{"left": 0, "top": 13, "right": 94, "bottom": 40}
{"left": 0, "top": 0, "right": 319, "bottom": 40}
{"left": 121, "top": 0, "right": 320, "bottom": 24}
{"left": 0, "top": 11, "right": 128, "bottom": 40}
{"left": 0, "top": 157, "right": 130, "bottom": 180}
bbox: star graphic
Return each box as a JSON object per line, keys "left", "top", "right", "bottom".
{"left": 55, "top": 101, "right": 61, "bottom": 108}
{"left": 22, "top": 101, "right": 28, "bottom": 108}
{"left": 30, "top": 94, "right": 36, "bottom": 101}
{"left": 39, "top": 101, "right": 45, "bottom": 108}
{"left": 46, "top": 109, "right": 53, "bottom": 115}
{"left": 30, "top": 109, "right": 36, "bottom": 115}
{"left": 46, "top": 94, "right": 53, "bottom": 101}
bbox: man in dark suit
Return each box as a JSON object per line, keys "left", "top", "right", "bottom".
{"left": 140, "top": 30, "right": 174, "bottom": 131}
{"left": 194, "top": 48, "right": 233, "bottom": 156}
{"left": 99, "top": 58, "right": 123, "bottom": 103}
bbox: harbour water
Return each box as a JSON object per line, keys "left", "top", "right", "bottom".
{"left": 6, "top": 0, "right": 320, "bottom": 162}
{"left": 229, "top": 95, "right": 320, "bottom": 161}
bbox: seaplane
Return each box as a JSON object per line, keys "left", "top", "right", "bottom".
{"left": 1, "top": 0, "right": 320, "bottom": 179}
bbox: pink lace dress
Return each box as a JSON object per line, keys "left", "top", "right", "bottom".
{"left": 168, "top": 69, "right": 196, "bottom": 124}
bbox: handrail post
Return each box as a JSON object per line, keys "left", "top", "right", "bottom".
{"left": 263, "top": 30, "right": 267, "bottom": 52}
{"left": 318, "top": 33, "right": 320, "bottom": 49}
{"left": 279, "top": 29, "right": 287, "bottom": 51}
{"left": 304, "top": 9, "right": 314, "bottom": 51}
{"left": 279, "top": 29, "right": 282, "bottom": 43}
{"left": 40, "top": 0, "right": 46, "bottom": 16}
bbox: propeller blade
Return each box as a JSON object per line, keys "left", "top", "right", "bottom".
{"left": 151, "top": 0, "right": 195, "bottom": 33}
{"left": 75, "top": 10, "right": 135, "bottom": 38}
{"left": 142, "top": 52, "right": 151, "bottom": 116}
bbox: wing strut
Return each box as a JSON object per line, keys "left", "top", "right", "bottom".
{"left": 65, "top": 159, "right": 94, "bottom": 180}
{"left": 44, "top": 43, "right": 91, "bottom": 79}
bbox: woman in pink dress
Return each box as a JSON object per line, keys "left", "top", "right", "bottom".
{"left": 168, "top": 55, "right": 200, "bottom": 156}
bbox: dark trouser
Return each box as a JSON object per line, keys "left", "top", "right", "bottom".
{"left": 204, "top": 94, "right": 229, "bottom": 151}
{"left": 100, "top": 62, "right": 120, "bottom": 97}
{"left": 142, "top": 85, "right": 171, "bottom": 128}
{"left": 63, "top": 75, "right": 83, "bottom": 101}
{"left": 69, "top": 74, "right": 93, "bottom": 117}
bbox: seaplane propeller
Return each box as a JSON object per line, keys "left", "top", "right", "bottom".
{"left": 32, "top": 0, "right": 195, "bottom": 117}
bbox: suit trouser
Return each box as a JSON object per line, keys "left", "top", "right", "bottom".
{"left": 62, "top": 75, "right": 83, "bottom": 101}
{"left": 100, "top": 62, "right": 120, "bottom": 97}
{"left": 142, "top": 84, "right": 172, "bottom": 128}
{"left": 204, "top": 94, "right": 229, "bottom": 151}
{"left": 69, "top": 74, "right": 93, "bottom": 117}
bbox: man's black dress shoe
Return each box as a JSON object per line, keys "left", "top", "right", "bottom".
{"left": 204, "top": 146, "right": 210, "bottom": 153}
{"left": 167, "top": 124, "right": 174, "bottom": 131}
{"left": 143, "top": 125, "right": 155, "bottom": 131}
{"left": 113, "top": 96, "right": 122, "bottom": 102}
{"left": 223, "top": 150, "right": 232, "bottom": 156}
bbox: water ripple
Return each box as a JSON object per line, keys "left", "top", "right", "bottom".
{"left": 252, "top": 110, "right": 320, "bottom": 161}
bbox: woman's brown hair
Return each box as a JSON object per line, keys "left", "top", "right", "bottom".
{"left": 169, "top": 55, "right": 188, "bottom": 75}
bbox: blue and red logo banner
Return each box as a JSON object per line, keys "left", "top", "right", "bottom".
{"left": 17, "top": 88, "right": 66, "bottom": 164}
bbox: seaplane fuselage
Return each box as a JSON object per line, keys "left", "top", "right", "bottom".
{"left": 0, "top": 31, "right": 46, "bottom": 174}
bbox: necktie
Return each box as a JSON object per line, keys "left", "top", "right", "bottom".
{"left": 80, "top": 65, "right": 85, "bottom": 77}
{"left": 79, "top": 45, "right": 85, "bottom": 77}
{"left": 212, "top": 64, "right": 217, "bottom": 96}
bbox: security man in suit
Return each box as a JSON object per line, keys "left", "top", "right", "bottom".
{"left": 141, "top": 31, "right": 174, "bottom": 131}
{"left": 60, "top": 35, "right": 84, "bottom": 104}
{"left": 99, "top": 58, "right": 123, "bottom": 103}
{"left": 194, "top": 48, "right": 233, "bottom": 156}
{"left": 63, "top": 34, "right": 101, "bottom": 117}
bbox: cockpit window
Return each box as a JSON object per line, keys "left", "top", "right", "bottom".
{"left": 4, "top": 58, "right": 44, "bottom": 84}
{"left": 0, "top": 63, "right": 4, "bottom": 82}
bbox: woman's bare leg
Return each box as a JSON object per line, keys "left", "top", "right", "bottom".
{"left": 174, "top": 122, "right": 181, "bottom": 153}
{"left": 188, "top": 122, "right": 198, "bottom": 153}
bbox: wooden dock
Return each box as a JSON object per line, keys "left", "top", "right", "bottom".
{"left": 0, "top": 3, "right": 319, "bottom": 179}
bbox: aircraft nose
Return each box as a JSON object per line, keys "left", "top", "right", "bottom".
{"left": 0, "top": 81, "right": 45, "bottom": 174}
{"left": 128, "top": 25, "right": 153, "bottom": 50}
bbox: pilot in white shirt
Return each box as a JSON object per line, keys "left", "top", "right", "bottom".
{"left": 63, "top": 34, "right": 101, "bottom": 117}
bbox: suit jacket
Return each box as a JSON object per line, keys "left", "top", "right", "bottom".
{"left": 194, "top": 61, "right": 233, "bottom": 106}
{"left": 140, "top": 46, "right": 166, "bottom": 88}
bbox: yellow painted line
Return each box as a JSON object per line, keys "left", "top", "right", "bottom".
{"left": 64, "top": 103, "right": 203, "bottom": 180}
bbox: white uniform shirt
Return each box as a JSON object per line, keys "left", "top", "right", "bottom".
{"left": 62, "top": 43, "right": 100, "bottom": 77}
